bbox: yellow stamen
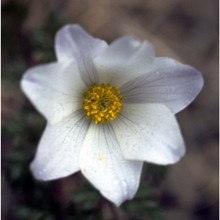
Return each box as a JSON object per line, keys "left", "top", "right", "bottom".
{"left": 83, "top": 83, "right": 122, "bottom": 124}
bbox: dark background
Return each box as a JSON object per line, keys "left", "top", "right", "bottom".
{"left": 2, "top": 0, "right": 219, "bottom": 219}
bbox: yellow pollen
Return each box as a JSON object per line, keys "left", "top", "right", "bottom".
{"left": 83, "top": 83, "right": 123, "bottom": 124}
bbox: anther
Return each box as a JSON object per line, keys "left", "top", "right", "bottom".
{"left": 83, "top": 83, "right": 122, "bottom": 124}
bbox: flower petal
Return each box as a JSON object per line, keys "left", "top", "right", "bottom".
{"left": 21, "top": 61, "right": 86, "bottom": 124}
{"left": 79, "top": 123, "right": 143, "bottom": 206}
{"left": 94, "top": 36, "right": 155, "bottom": 86}
{"left": 113, "top": 103, "right": 185, "bottom": 165}
{"left": 31, "top": 110, "right": 90, "bottom": 181}
{"left": 120, "top": 57, "right": 204, "bottom": 113}
{"left": 55, "top": 24, "right": 108, "bottom": 85}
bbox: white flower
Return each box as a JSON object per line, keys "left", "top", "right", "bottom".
{"left": 21, "top": 24, "right": 204, "bottom": 206}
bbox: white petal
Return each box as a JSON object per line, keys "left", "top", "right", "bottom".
{"left": 55, "top": 24, "right": 108, "bottom": 62}
{"left": 79, "top": 123, "right": 143, "bottom": 206}
{"left": 31, "top": 110, "right": 90, "bottom": 181}
{"left": 21, "top": 61, "right": 86, "bottom": 124}
{"left": 113, "top": 103, "right": 185, "bottom": 165}
{"left": 94, "top": 36, "right": 155, "bottom": 86}
{"left": 121, "top": 57, "right": 204, "bottom": 113}
{"left": 55, "top": 24, "right": 108, "bottom": 85}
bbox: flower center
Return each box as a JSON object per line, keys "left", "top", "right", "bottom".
{"left": 83, "top": 83, "right": 123, "bottom": 124}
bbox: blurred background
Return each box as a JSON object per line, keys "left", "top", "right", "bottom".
{"left": 2, "top": 0, "right": 219, "bottom": 219}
